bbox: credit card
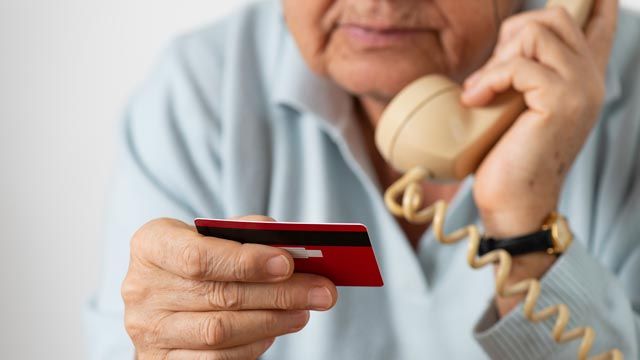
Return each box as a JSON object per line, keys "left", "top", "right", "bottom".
{"left": 194, "top": 219, "right": 384, "bottom": 287}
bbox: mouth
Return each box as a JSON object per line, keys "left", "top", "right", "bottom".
{"left": 337, "top": 23, "right": 435, "bottom": 49}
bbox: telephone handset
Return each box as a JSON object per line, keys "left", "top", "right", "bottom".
{"left": 376, "top": 0, "right": 592, "bottom": 180}
{"left": 376, "top": 0, "right": 623, "bottom": 359}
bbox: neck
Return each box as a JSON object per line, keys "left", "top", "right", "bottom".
{"left": 357, "top": 95, "right": 388, "bottom": 129}
{"left": 353, "top": 95, "right": 400, "bottom": 190}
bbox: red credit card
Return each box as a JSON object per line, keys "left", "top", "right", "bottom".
{"left": 194, "top": 219, "right": 383, "bottom": 287}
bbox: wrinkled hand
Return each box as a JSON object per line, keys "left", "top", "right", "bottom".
{"left": 462, "top": 0, "right": 618, "bottom": 237}
{"left": 122, "top": 216, "right": 338, "bottom": 359}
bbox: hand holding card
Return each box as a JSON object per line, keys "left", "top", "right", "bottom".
{"left": 195, "top": 219, "right": 384, "bottom": 287}
{"left": 122, "top": 216, "right": 341, "bottom": 359}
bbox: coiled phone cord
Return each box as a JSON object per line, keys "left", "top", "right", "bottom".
{"left": 384, "top": 166, "right": 623, "bottom": 360}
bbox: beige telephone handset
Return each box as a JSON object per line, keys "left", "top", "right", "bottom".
{"left": 376, "top": 0, "right": 623, "bottom": 359}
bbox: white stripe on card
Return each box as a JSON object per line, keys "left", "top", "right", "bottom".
{"left": 280, "top": 247, "right": 324, "bottom": 259}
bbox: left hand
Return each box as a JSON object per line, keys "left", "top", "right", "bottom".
{"left": 461, "top": 0, "right": 618, "bottom": 238}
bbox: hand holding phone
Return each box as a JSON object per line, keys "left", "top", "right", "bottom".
{"left": 376, "top": 0, "right": 618, "bottom": 236}
{"left": 464, "top": 0, "right": 617, "bottom": 237}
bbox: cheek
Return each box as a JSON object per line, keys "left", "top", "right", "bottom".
{"left": 436, "top": 1, "right": 500, "bottom": 79}
{"left": 283, "top": 0, "right": 500, "bottom": 100}
{"left": 282, "top": 0, "right": 335, "bottom": 75}
{"left": 325, "top": 34, "right": 449, "bottom": 98}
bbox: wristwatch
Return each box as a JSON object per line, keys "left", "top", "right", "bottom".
{"left": 478, "top": 212, "right": 573, "bottom": 257}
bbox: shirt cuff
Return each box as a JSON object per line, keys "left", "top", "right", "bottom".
{"left": 473, "top": 240, "right": 609, "bottom": 359}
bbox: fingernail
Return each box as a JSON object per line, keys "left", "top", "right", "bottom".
{"left": 263, "top": 337, "right": 276, "bottom": 348}
{"left": 266, "top": 255, "right": 290, "bottom": 277}
{"left": 308, "top": 287, "right": 333, "bottom": 310}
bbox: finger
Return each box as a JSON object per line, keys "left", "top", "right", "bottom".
{"left": 166, "top": 338, "right": 275, "bottom": 360}
{"left": 155, "top": 310, "right": 309, "bottom": 350}
{"left": 497, "top": 7, "right": 589, "bottom": 54}
{"left": 228, "top": 215, "right": 277, "bottom": 222}
{"left": 161, "top": 273, "right": 338, "bottom": 312}
{"left": 585, "top": 0, "right": 618, "bottom": 72}
{"left": 486, "top": 20, "right": 581, "bottom": 79}
{"left": 462, "top": 57, "right": 560, "bottom": 107}
{"left": 132, "top": 218, "right": 294, "bottom": 283}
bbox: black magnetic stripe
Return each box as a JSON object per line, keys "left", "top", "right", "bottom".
{"left": 196, "top": 226, "right": 372, "bottom": 247}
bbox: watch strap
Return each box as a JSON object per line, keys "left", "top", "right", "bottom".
{"left": 478, "top": 230, "right": 555, "bottom": 257}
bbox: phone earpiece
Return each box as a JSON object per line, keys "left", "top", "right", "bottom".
{"left": 375, "top": 74, "right": 524, "bottom": 181}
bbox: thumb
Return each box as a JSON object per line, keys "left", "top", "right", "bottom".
{"left": 230, "top": 215, "right": 278, "bottom": 222}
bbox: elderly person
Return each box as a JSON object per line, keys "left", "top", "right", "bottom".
{"left": 86, "top": 0, "right": 640, "bottom": 358}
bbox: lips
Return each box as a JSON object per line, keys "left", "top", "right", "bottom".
{"left": 337, "top": 23, "right": 434, "bottom": 49}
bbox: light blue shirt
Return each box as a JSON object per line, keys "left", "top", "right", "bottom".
{"left": 85, "top": 1, "right": 640, "bottom": 359}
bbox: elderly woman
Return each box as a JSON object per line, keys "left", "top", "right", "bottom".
{"left": 87, "top": 0, "right": 639, "bottom": 359}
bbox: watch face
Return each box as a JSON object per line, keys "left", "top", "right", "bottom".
{"left": 553, "top": 216, "right": 573, "bottom": 251}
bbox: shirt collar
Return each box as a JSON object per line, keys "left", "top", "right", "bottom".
{"left": 270, "top": 24, "right": 380, "bottom": 184}
{"left": 271, "top": 28, "right": 354, "bottom": 135}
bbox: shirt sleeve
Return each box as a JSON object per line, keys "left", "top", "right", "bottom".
{"left": 473, "top": 153, "right": 640, "bottom": 360}
{"left": 473, "top": 14, "right": 640, "bottom": 356}
{"left": 83, "top": 35, "right": 226, "bottom": 360}
{"left": 474, "top": 240, "right": 640, "bottom": 359}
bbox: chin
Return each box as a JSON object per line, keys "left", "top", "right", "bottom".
{"left": 327, "top": 54, "right": 446, "bottom": 104}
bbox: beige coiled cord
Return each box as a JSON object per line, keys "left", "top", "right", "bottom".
{"left": 384, "top": 166, "right": 623, "bottom": 360}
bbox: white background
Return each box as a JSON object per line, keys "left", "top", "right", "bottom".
{"left": 0, "top": 1, "right": 252, "bottom": 359}
{"left": 0, "top": 1, "right": 638, "bottom": 359}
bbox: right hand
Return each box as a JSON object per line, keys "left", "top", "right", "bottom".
{"left": 122, "top": 216, "right": 338, "bottom": 359}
